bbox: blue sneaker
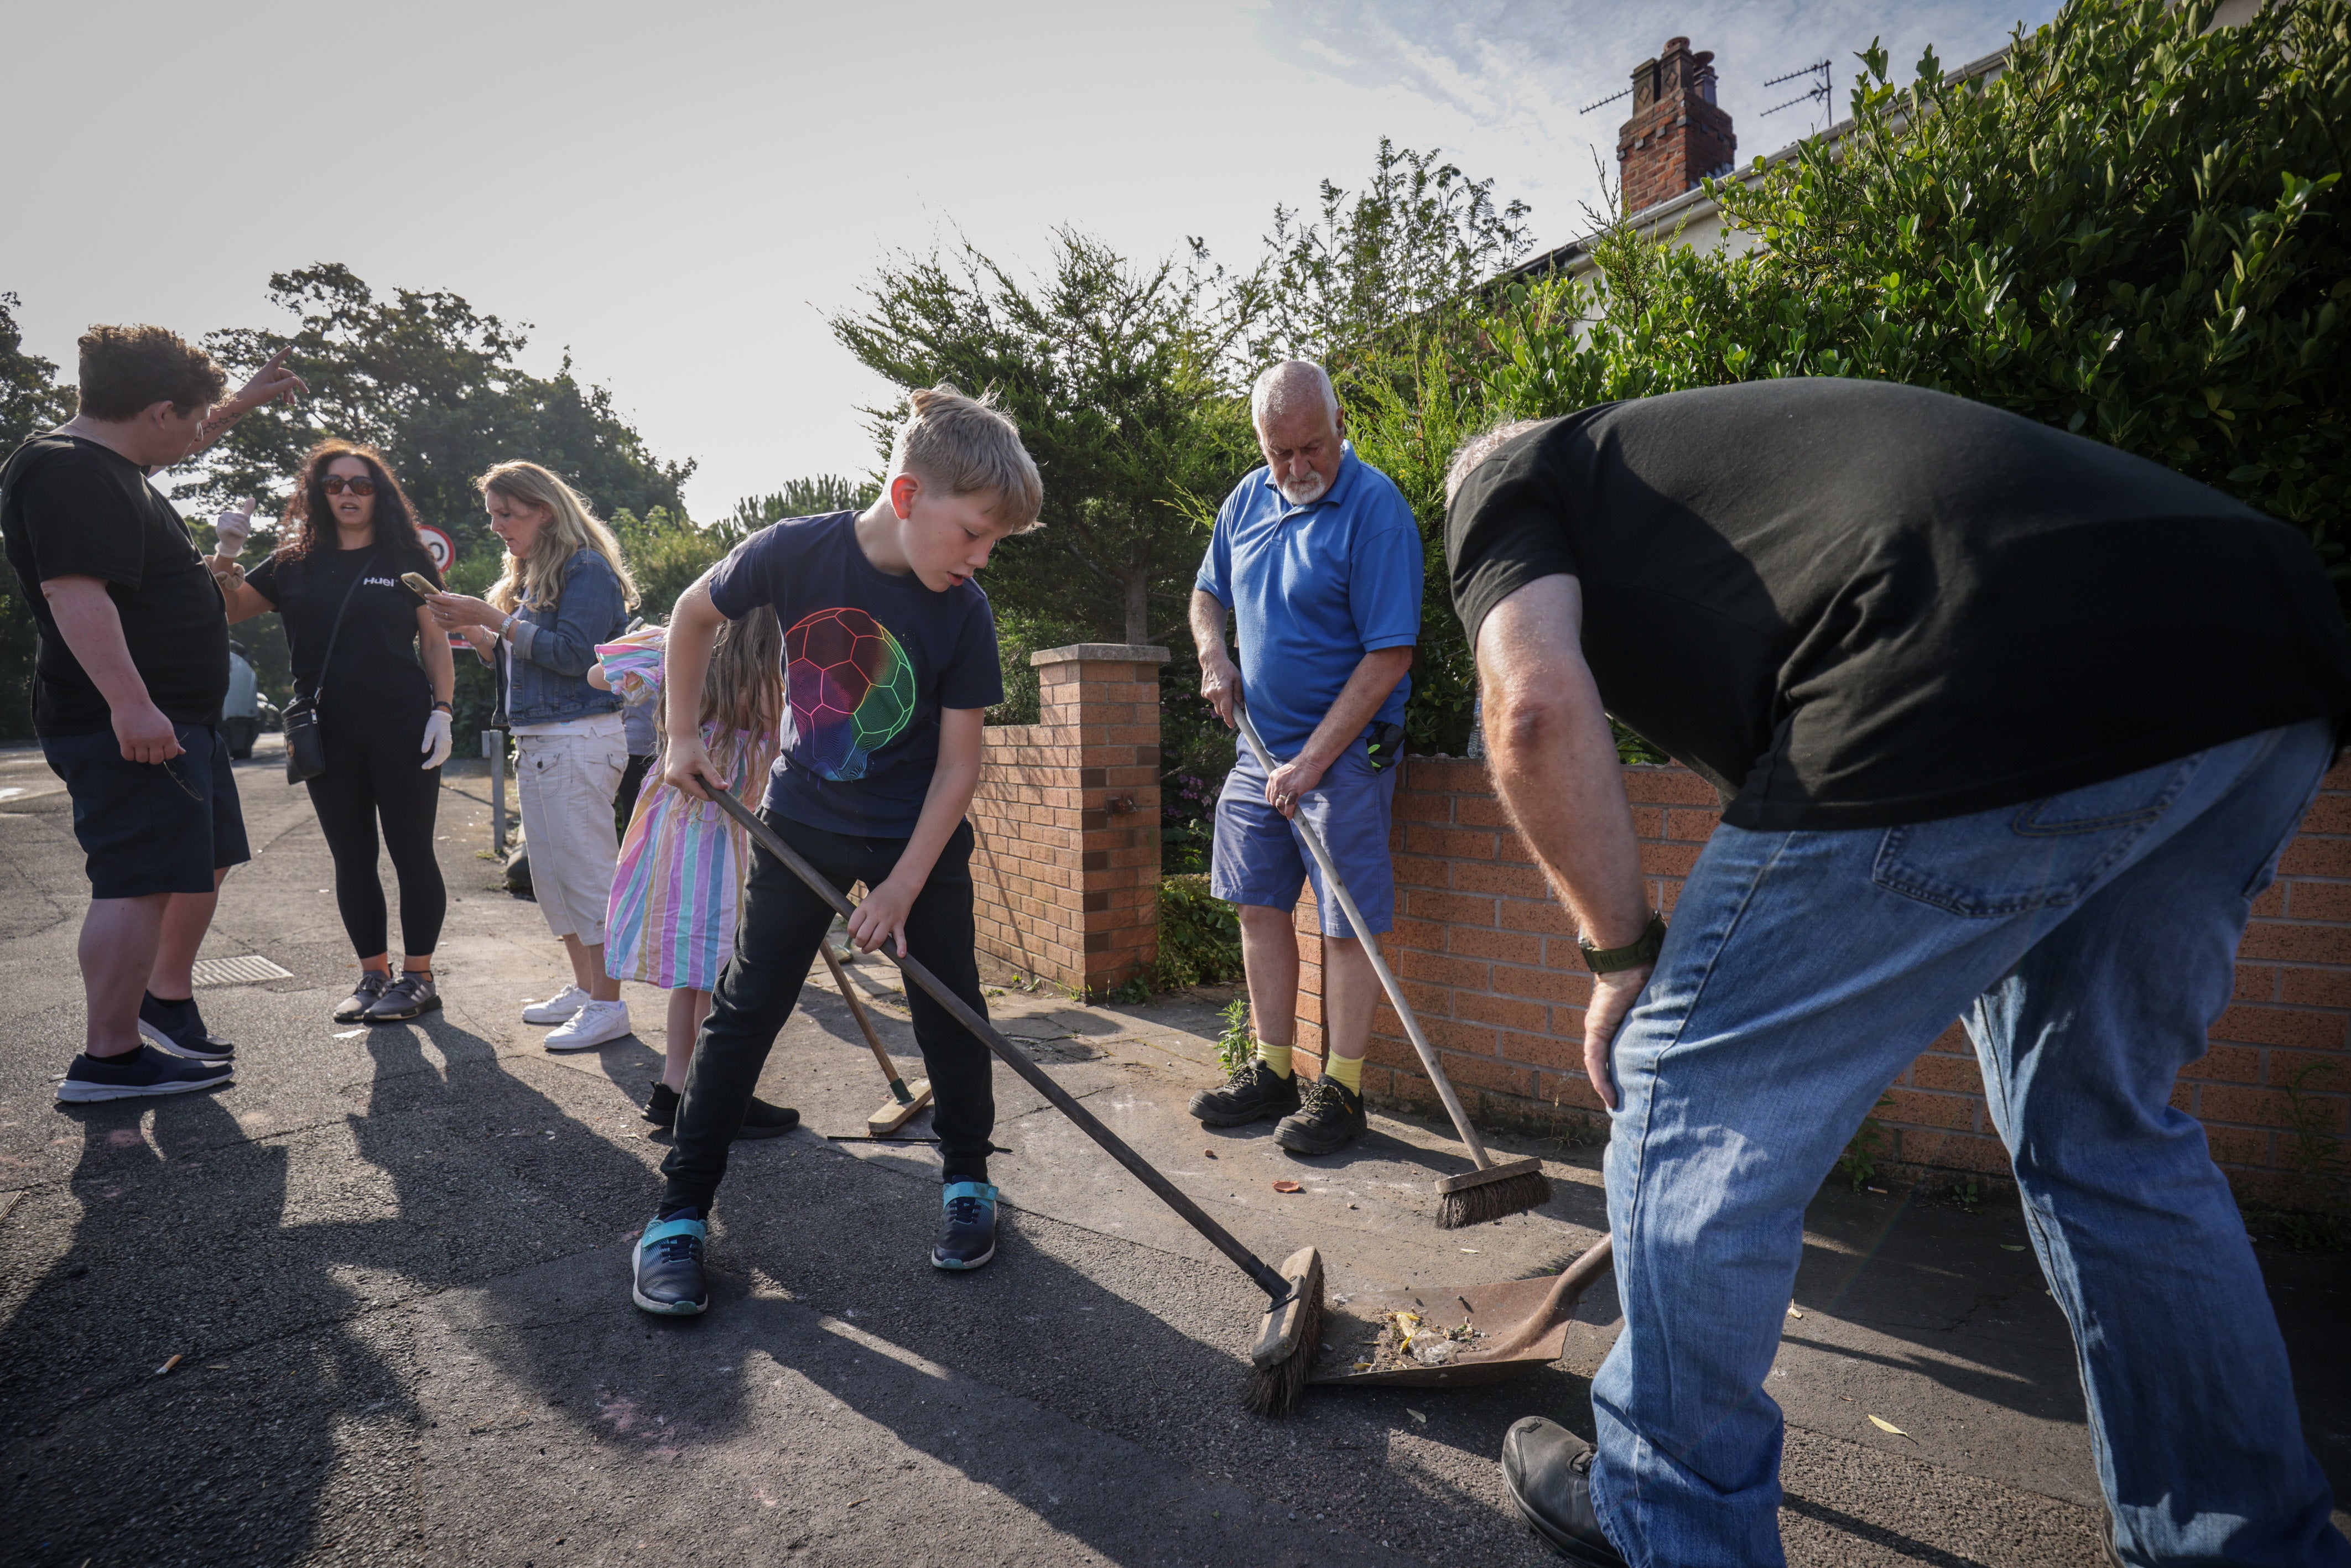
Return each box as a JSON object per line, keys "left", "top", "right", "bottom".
{"left": 138, "top": 993, "right": 232, "bottom": 1062}
{"left": 932, "top": 1181, "right": 998, "bottom": 1271}
{"left": 56, "top": 1045, "right": 233, "bottom": 1104}
{"left": 632, "top": 1208, "right": 708, "bottom": 1315}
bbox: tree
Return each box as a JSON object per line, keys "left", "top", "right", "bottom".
{"left": 0, "top": 294, "right": 76, "bottom": 736}
{"left": 832, "top": 230, "right": 1257, "bottom": 646}
{"left": 196, "top": 264, "right": 693, "bottom": 563}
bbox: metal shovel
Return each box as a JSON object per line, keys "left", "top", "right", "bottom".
{"left": 1308, "top": 1234, "right": 1614, "bottom": 1389}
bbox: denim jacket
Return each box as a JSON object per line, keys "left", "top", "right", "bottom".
{"left": 500, "top": 548, "right": 628, "bottom": 727}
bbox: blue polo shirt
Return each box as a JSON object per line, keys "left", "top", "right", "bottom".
{"left": 1195, "top": 446, "right": 1422, "bottom": 756}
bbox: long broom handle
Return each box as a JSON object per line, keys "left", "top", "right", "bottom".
{"left": 1235, "top": 705, "right": 1499, "bottom": 1173}
{"left": 705, "top": 784, "right": 1296, "bottom": 1305}
{"left": 821, "top": 942, "right": 911, "bottom": 1102}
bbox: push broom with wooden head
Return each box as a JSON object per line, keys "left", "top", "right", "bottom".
{"left": 818, "top": 943, "right": 934, "bottom": 1136}
{"left": 1235, "top": 703, "right": 1552, "bottom": 1229}
{"left": 703, "top": 783, "right": 1327, "bottom": 1416}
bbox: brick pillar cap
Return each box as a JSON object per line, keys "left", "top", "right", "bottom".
{"left": 1030, "top": 643, "right": 1172, "bottom": 667}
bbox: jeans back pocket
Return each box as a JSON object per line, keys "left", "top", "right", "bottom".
{"left": 1871, "top": 754, "right": 2201, "bottom": 917}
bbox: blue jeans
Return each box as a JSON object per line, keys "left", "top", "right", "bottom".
{"left": 1588, "top": 719, "right": 2348, "bottom": 1568}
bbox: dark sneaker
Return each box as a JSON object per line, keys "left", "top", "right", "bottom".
{"left": 1500, "top": 1418, "right": 1627, "bottom": 1568}
{"left": 736, "top": 1098, "right": 801, "bottom": 1139}
{"left": 932, "top": 1181, "right": 998, "bottom": 1271}
{"left": 1272, "top": 1076, "right": 1368, "bottom": 1155}
{"left": 56, "top": 1045, "right": 234, "bottom": 1105}
{"left": 333, "top": 971, "right": 392, "bottom": 1023}
{"left": 643, "top": 1082, "right": 680, "bottom": 1128}
{"left": 138, "top": 993, "right": 232, "bottom": 1061}
{"left": 363, "top": 972, "right": 441, "bottom": 1023}
{"left": 1187, "top": 1058, "right": 1301, "bottom": 1127}
{"left": 632, "top": 1208, "right": 708, "bottom": 1315}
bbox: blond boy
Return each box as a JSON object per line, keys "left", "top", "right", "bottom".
{"left": 633, "top": 386, "right": 1043, "bottom": 1314}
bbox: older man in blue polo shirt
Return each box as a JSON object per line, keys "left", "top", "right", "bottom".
{"left": 1187, "top": 360, "right": 1421, "bottom": 1154}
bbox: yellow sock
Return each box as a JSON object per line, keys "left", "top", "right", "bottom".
{"left": 1325, "top": 1053, "right": 1364, "bottom": 1093}
{"left": 1256, "top": 1040, "right": 1293, "bottom": 1079}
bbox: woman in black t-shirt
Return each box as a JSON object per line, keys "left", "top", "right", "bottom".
{"left": 215, "top": 441, "right": 456, "bottom": 1023}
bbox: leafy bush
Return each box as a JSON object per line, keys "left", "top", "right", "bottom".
{"left": 1152, "top": 873, "right": 1244, "bottom": 989}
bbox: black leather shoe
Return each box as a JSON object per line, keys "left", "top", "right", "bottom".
{"left": 736, "top": 1097, "right": 800, "bottom": 1139}
{"left": 1187, "top": 1058, "right": 1301, "bottom": 1126}
{"left": 643, "top": 1083, "right": 680, "bottom": 1128}
{"left": 1500, "top": 1418, "right": 1627, "bottom": 1567}
{"left": 363, "top": 971, "right": 440, "bottom": 1023}
{"left": 1272, "top": 1076, "right": 1367, "bottom": 1155}
{"left": 332, "top": 972, "right": 392, "bottom": 1024}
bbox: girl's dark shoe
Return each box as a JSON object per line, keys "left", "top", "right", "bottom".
{"left": 363, "top": 972, "right": 440, "bottom": 1023}
{"left": 642, "top": 1083, "right": 798, "bottom": 1139}
{"left": 1499, "top": 1418, "right": 1628, "bottom": 1568}
{"left": 332, "top": 972, "right": 391, "bottom": 1024}
{"left": 1187, "top": 1057, "right": 1301, "bottom": 1126}
{"left": 1272, "top": 1076, "right": 1368, "bottom": 1155}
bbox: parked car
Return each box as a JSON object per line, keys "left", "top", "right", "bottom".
{"left": 223, "top": 643, "right": 278, "bottom": 759}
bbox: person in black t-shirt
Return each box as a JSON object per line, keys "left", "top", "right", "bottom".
{"left": 216, "top": 441, "right": 454, "bottom": 1024}
{"left": 1, "top": 324, "right": 305, "bottom": 1105}
{"left": 1445, "top": 380, "right": 2351, "bottom": 1567}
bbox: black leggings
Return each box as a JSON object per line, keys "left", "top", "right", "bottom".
{"left": 661, "top": 811, "right": 994, "bottom": 1212}
{"left": 305, "top": 697, "right": 446, "bottom": 959}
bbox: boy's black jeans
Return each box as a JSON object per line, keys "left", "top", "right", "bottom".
{"left": 659, "top": 810, "right": 994, "bottom": 1215}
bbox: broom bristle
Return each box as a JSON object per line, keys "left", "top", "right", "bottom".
{"left": 1436, "top": 1169, "right": 1553, "bottom": 1229}
{"left": 1241, "top": 1277, "right": 1324, "bottom": 1418}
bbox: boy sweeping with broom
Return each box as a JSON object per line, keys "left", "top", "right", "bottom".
{"left": 631, "top": 386, "right": 1043, "bottom": 1316}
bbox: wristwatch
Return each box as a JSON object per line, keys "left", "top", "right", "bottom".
{"left": 1579, "top": 912, "right": 1666, "bottom": 973}
{"left": 431, "top": 700, "right": 454, "bottom": 714}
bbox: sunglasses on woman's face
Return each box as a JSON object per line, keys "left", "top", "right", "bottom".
{"left": 322, "top": 476, "right": 377, "bottom": 496}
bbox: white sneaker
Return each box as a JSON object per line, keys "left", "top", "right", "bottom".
{"left": 522, "top": 986, "right": 590, "bottom": 1025}
{"left": 544, "top": 999, "right": 633, "bottom": 1052}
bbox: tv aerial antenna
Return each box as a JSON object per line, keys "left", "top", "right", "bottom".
{"left": 1578, "top": 86, "right": 1630, "bottom": 115}
{"left": 1760, "top": 60, "right": 1831, "bottom": 118}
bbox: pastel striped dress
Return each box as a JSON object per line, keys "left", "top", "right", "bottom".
{"left": 597, "top": 628, "right": 778, "bottom": 991}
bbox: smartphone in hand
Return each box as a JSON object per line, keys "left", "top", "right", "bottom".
{"left": 399, "top": 572, "right": 438, "bottom": 601}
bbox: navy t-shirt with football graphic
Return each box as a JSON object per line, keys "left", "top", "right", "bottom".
{"left": 705, "top": 511, "right": 1003, "bottom": 837}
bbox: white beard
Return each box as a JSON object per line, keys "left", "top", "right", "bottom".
{"left": 1276, "top": 469, "right": 1330, "bottom": 506}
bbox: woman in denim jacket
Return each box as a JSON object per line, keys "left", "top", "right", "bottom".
{"left": 426, "top": 461, "right": 640, "bottom": 1049}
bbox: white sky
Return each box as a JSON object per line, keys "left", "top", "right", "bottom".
{"left": 4, "top": 0, "right": 2052, "bottom": 521}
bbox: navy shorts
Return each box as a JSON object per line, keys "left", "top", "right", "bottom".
{"left": 42, "top": 722, "right": 252, "bottom": 900}
{"left": 1210, "top": 737, "right": 1398, "bottom": 936}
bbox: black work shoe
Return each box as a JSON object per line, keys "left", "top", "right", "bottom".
{"left": 1272, "top": 1076, "right": 1367, "bottom": 1155}
{"left": 1187, "top": 1057, "right": 1301, "bottom": 1126}
{"left": 1500, "top": 1418, "right": 1627, "bottom": 1567}
{"left": 363, "top": 971, "right": 440, "bottom": 1023}
{"left": 932, "top": 1181, "right": 998, "bottom": 1270}
{"left": 333, "top": 972, "right": 392, "bottom": 1024}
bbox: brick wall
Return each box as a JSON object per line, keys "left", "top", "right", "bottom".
{"left": 969, "top": 644, "right": 1167, "bottom": 998}
{"left": 1290, "top": 757, "right": 2351, "bottom": 1204}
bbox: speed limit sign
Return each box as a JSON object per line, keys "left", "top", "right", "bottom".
{"left": 417, "top": 524, "right": 454, "bottom": 573}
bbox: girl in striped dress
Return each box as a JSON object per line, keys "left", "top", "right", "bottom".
{"left": 592, "top": 609, "right": 793, "bottom": 1134}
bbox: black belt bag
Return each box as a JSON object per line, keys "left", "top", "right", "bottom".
{"left": 283, "top": 550, "right": 377, "bottom": 784}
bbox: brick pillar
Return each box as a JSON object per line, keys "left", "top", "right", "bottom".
{"left": 968, "top": 643, "right": 1168, "bottom": 998}
{"left": 1617, "top": 37, "right": 1736, "bottom": 216}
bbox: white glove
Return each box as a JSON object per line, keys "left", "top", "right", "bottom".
{"left": 421, "top": 710, "right": 452, "bottom": 769}
{"left": 214, "top": 496, "right": 255, "bottom": 557}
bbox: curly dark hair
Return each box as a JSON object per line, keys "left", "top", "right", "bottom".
{"left": 76, "top": 324, "right": 226, "bottom": 420}
{"left": 275, "top": 440, "right": 434, "bottom": 568}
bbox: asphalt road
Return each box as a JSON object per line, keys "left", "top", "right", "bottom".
{"left": 0, "top": 738, "right": 2343, "bottom": 1567}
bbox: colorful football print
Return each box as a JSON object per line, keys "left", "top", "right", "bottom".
{"left": 785, "top": 607, "right": 916, "bottom": 780}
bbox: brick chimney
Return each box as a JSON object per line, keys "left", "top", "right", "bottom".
{"left": 1616, "top": 37, "right": 1736, "bottom": 216}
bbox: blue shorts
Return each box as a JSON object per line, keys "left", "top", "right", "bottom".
{"left": 1210, "top": 738, "right": 1398, "bottom": 937}
{"left": 42, "top": 722, "right": 251, "bottom": 900}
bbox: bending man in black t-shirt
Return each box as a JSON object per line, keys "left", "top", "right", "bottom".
{"left": 1444, "top": 380, "right": 2351, "bottom": 1568}
{"left": 0, "top": 325, "right": 305, "bottom": 1105}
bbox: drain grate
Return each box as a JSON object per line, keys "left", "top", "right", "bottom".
{"left": 190, "top": 955, "right": 294, "bottom": 987}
